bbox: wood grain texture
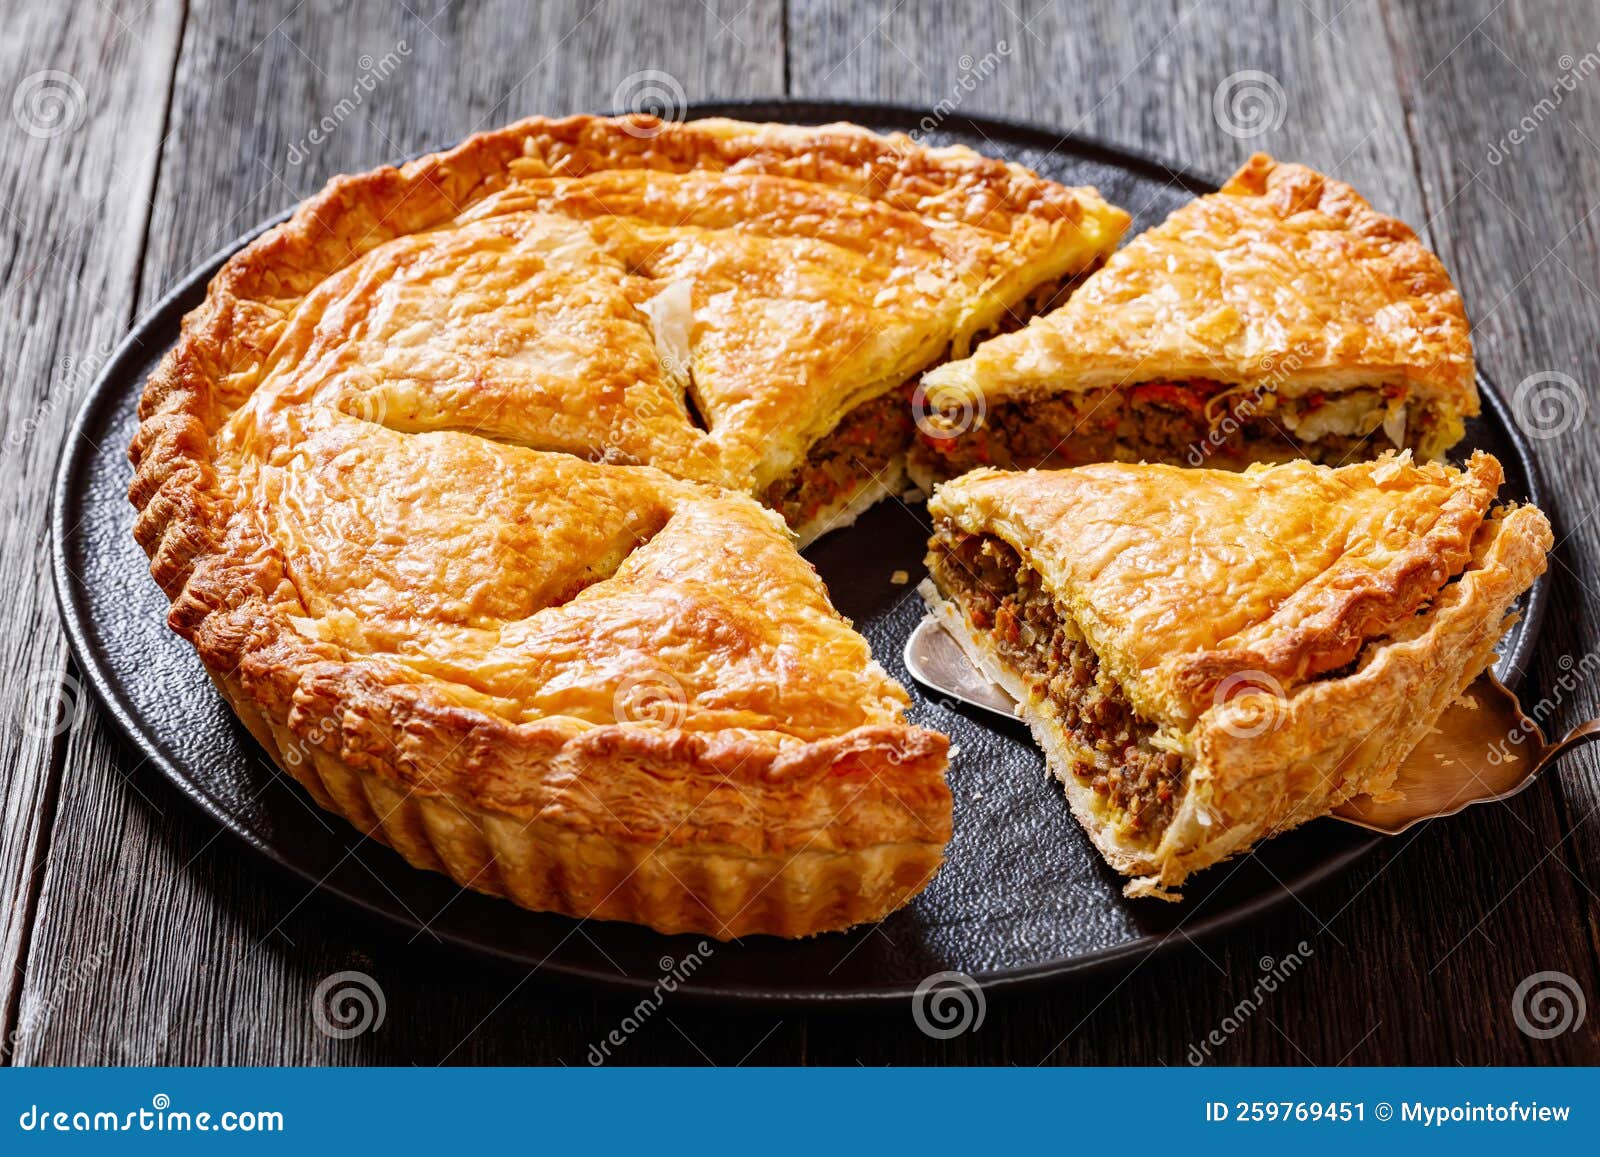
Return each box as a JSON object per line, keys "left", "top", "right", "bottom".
{"left": 0, "top": 0, "right": 183, "bottom": 1060}
{"left": 1384, "top": 0, "right": 1600, "bottom": 1000}
{"left": 785, "top": 0, "right": 1600, "bottom": 1066}
{"left": 6, "top": 0, "right": 1598, "bottom": 1066}
{"left": 8, "top": 0, "right": 787, "bottom": 1067}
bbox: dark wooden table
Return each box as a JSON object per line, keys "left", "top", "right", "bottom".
{"left": 3, "top": 0, "right": 1598, "bottom": 1065}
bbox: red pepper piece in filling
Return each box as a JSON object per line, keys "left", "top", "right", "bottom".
{"left": 1128, "top": 380, "right": 1211, "bottom": 418}
{"left": 994, "top": 602, "right": 1021, "bottom": 646}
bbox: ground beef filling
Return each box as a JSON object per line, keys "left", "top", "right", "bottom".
{"left": 761, "top": 388, "right": 916, "bottom": 529}
{"left": 763, "top": 271, "right": 1098, "bottom": 528}
{"left": 916, "top": 379, "right": 1417, "bottom": 482}
{"left": 929, "top": 529, "right": 1185, "bottom": 837}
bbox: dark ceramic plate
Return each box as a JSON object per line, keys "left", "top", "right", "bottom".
{"left": 51, "top": 99, "right": 1548, "bottom": 1006}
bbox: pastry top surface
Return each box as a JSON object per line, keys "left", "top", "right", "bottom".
{"left": 230, "top": 407, "right": 914, "bottom": 740}
{"left": 132, "top": 115, "right": 1113, "bottom": 842}
{"left": 923, "top": 153, "right": 1476, "bottom": 414}
{"left": 141, "top": 401, "right": 949, "bottom": 845}
{"left": 165, "top": 113, "right": 1127, "bottom": 496}
{"left": 928, "top": 450, "right": 1549, "bottom": 730}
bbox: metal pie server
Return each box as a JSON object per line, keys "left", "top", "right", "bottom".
{"left": 904, "top": 614, "right": 1600, "bottom": 835}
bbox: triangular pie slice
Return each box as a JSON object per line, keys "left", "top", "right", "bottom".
{"left": 910, "top": 154, "right": 1476, "bottom": 488}
{"left": 204, "top": 114, "right": 1127, "bottom": 546}
{"left": 921, "top": 452, "right": 1550, "bottom": 898}
{"left": 141, "top": 404, "right": 950, "bottom": 938}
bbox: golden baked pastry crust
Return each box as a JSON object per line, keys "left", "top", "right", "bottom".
{"left": 140, "top": 400, "right": 955, "bottom": 936}
{"left": 121, "top": 115, "right": 1156, "bottom": 937}
{"left": 924, "top": 451, "right": 1551, "bottom": 897}
{"left": 922, "top": 153, "right": 1477, "bottom": 463}
{"left": 159, "top": 113, "right": 1125, "bottom": 494}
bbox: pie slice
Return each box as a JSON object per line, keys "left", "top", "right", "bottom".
{"left": 200, "top": 114, "right": 1127, "bottom": 547}
{"left": 922, "top": 452, "right": 1550, "bottom": 898}
{"left": 910, "top": 154, "right": 1476, "bottom": 488}
{"left": 138, "top": 403, "right": 951, "bottom": 938}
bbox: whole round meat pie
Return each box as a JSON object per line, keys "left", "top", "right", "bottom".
{"left": 128, "top": 114, "right": 1128, "bottom": 938}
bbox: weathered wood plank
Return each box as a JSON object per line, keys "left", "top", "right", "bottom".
{"left": 10, "top": 0, "right": 1598, "bottom": 1066}
{"left": 781, "top": 0, "right": 1600, "bottom": 1066}
{"left": 1386, "top": 0, "right": 1600, "bottom": 1024}
{"left": 11, "top": 0, "right": 786, "bottom": 1066}
{"left": 0, "top": 0, "right": 183, "bottom": 1061}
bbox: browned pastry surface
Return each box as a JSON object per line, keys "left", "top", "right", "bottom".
{"left": 125, "top": 114, "right": 1132, "bottom": 936}
{"left": 925, "top": 452, "right": 1551, "bottom": 897}
{"left": 915, "top": 154, "right": 1477, "bottom": 481}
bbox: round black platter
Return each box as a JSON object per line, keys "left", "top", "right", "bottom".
{"left": 51, "top": 99, "right": 1548, "bottom": 1006}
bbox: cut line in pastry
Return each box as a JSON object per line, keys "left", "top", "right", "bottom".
{"left": 168, "top": 113, "right": 1128, "bottom": 547}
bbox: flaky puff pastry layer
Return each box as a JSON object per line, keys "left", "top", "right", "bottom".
{"left": 924, "top": 154, "right": 1477, "bottom": 459}
{"left": 145, "top": 113, "right": 1126, "bottom": 498}
{"left": 136, "top": 406, "right": 950, "bottom": 937}
{"left": 926, "top": 452, "right": 1550, "bottom": 897}
{"left": 120, "top": 117, "right": 1182, "bottom": 936}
